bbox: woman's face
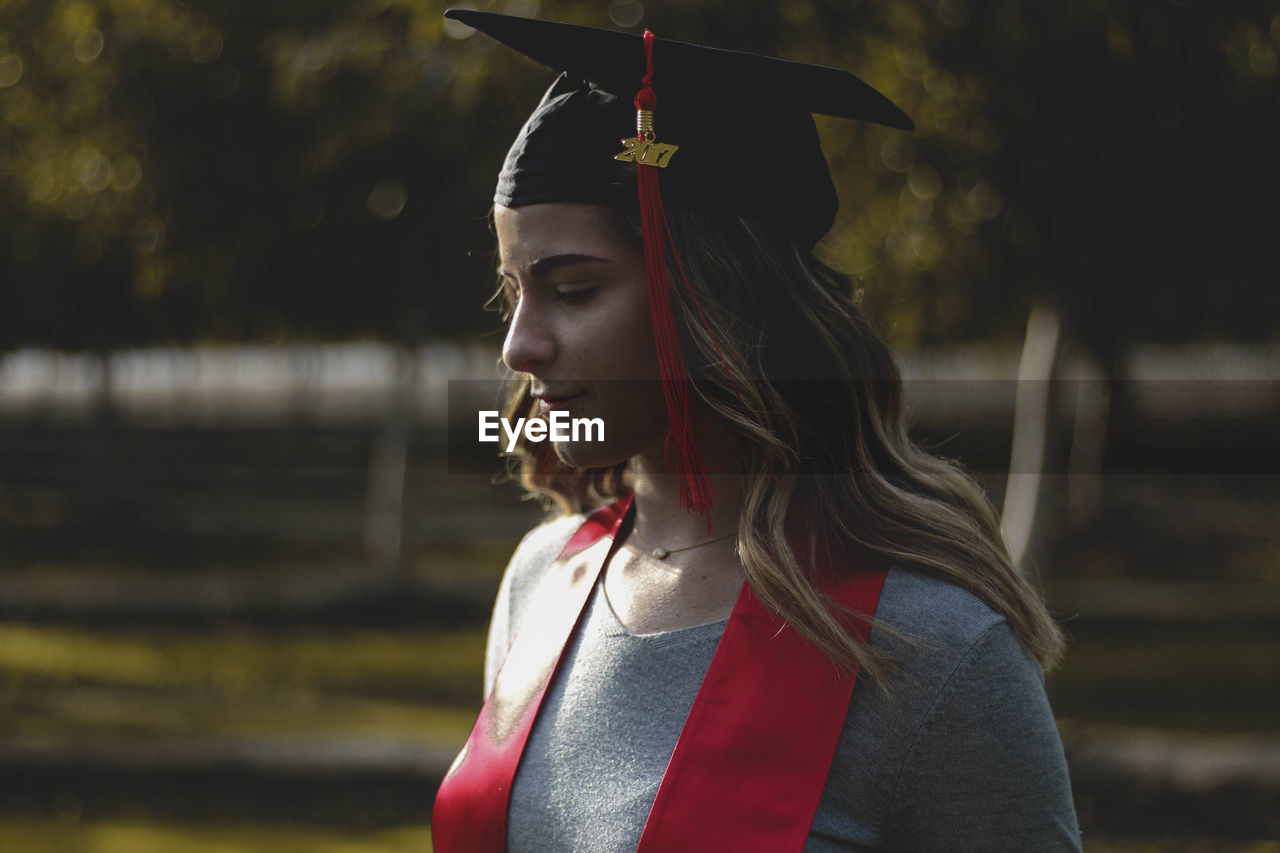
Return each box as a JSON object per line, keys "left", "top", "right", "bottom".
{"left": 496, "top": 202, "right": 668, "bottom": 469}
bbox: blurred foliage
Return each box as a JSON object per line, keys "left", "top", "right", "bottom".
{"left": 1, "top": 0, "right": 1277, "bottom": 353}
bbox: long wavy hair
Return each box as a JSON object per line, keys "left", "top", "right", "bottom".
{"left": 491, "top": 207, "right": 1064, "bottom": 682}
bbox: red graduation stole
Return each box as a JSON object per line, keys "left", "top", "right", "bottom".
{"left": 432, "top": 494, "right": 888, "bottom": 852}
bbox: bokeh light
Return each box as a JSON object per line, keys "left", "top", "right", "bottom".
{"left": 608, "top": 1, "right": 645, "bottom": 29}
{"left": 207, "top": 63, "right": 239, "bottom": 98}
{"left": 0, "top": 53, "right": 22, "bottom": 87}
{"left": 367, "top": 180, "right": 408, "bottom": 221}
{"left": 73, "top": 29, "right": 104, "bottom": 62}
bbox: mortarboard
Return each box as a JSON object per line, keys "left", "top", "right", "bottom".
{"left": 444, "top": 9, "right": 913, "bottom": 246}
{"left": 444, "top": 10, "right": 913, "bottom": 519}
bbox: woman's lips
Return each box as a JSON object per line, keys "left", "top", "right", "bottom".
{"left": 538, "top": 392, "right": 585, "bottom": 415}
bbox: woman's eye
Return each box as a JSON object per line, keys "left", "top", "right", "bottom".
{"left": 554, "top": 287, "right": 598, "bottom": 305}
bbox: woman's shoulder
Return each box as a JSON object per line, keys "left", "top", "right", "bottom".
{"left": 499, "top": 512, "right": 590, "bottom": 628}
{"left": 483, "top": 512, "right": 587, "bottom": 694}
{"left": 871, "top": 564, "right": 1009, "bottom": 657}
{"left": 504, "top": 512, "right": 586, "bottom": 598}
{"left": 819, "top": 567, "right": 1078, "bottom": 850}
{"left": 858, "top": 564, "right": 1048, "bottom": 728}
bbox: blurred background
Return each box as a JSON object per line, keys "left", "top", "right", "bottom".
{"left": 0, "top": 0, "right": 1276, "bottom": 850}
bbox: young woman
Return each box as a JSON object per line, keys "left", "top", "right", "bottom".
{"left": 434, "top": 10, "right": 1082, "bottom": 851}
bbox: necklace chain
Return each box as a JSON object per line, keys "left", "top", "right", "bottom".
{"left": 630, "top": 527, "right": 736, "bottom": 560}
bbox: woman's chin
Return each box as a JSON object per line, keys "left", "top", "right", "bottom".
{"left": 551, "top": 441, "right": 629, "bottom": 470}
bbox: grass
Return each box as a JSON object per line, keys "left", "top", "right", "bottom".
{"left": 0, "top": 819, "right": 432, "bottom": 852}
{"left": 1084, "top": 843, "right": 1279, "bottom": 852}
{"left": 4, "top": 684, "right": 478, "bottom": 745}
{"left": 0, "top": 622, "right": 487, "bottom": 747}
{"left": 1, "top": 819, "right": 1277, "bottom": 852}
{"left": 0, "top": 624, "right": 486, "bottom": 701}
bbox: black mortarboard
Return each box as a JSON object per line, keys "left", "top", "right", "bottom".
{"left": 444, "top": 9, "right": 912, "bottom": 246}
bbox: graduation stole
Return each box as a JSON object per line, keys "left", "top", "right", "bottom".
{"left": 432, "top": 494, "right": 888, "bottom": 852}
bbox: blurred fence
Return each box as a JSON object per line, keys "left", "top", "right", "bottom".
{"left": 3, "top": 340, "right": 1276, "bottom": 425}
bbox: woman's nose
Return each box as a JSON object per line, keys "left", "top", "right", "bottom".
{"left": 502, "top": 298, "right": 556, "bottom": 374}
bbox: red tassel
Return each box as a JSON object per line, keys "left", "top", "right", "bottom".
{"left": 634, "top": 30, "right": 715, "bottom": 522}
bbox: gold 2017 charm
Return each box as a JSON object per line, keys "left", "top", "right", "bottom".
{"left": 615, "top": 136, "right": 680, "bottom": 168}
{"left": 615, "top": 107, "right": 678, "bottom": 167}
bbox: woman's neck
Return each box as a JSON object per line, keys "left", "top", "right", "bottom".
{"left": 629, "top": 453, "right": 744, "bottom": 546}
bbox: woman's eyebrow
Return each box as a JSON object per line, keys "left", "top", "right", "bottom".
{"left": 499, "top": 253, "right": 610, "bottom": 279}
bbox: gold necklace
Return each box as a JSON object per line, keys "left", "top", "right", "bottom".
{"left": 629, "top": 527, "right": 736, "bottom": 560}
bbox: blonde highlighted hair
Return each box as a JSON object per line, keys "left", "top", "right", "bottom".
{"left": 492, "top": 207, "right": 1064, "bottom": 683}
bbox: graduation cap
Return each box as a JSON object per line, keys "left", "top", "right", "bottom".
{"left": 445, "top": 9, "right": 912, "bottom": 518}
{"left": 444, "top": 8, "right": 912, "bottom": 246}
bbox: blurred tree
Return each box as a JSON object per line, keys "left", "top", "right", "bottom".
{"left": 0, "top": 0, "right": 514, "bottom": 350}
{"left": 0, "top": 0, "right": 1276, "bottom": 353}
{"left": 791, "top": 0, "right": 1280, "bottom": 353}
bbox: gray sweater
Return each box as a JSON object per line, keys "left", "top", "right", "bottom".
{"left": 484, "top": 516, "right": 1082, "bottom": 851}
